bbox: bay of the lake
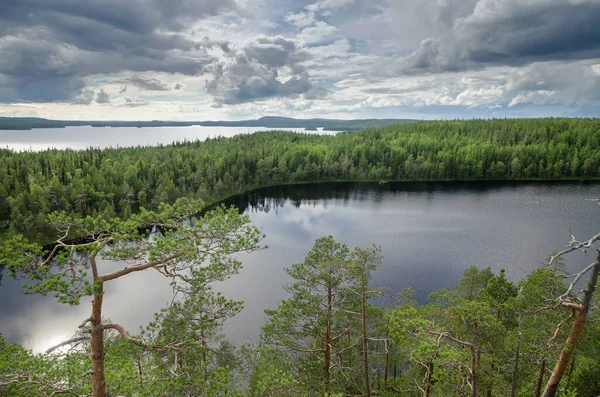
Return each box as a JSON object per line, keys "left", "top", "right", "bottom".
{"left": 1, "top": 181, "right": 599, "bottom": 353}
{"left": 0, "top": 125, "right": 332, "bottom": 151}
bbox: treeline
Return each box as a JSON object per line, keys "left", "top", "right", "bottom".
{"left": 0, "top": 116, "right": 414, "bottom": 130}
{"left": 1, "top": 237, "right": 598, "bottom": 396}
{"left": 2, "top": 118, "right": 600, "bottom": 240}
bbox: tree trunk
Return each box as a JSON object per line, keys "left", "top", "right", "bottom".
{"left": 565, "top": 354, "right": 576, "bottom": 391}
{"left": 511, "top": 287, "right": 523, "bottom": 397}
{"left": 384, "top": 324, "right": 389, "bottom": 388}
{"left": 534, "top": 360, "right": 545, "bottom": 397}
{"left": 424, "top": 362, "right": 434, "bottom": 397}
{"left": 542, "top": 253, "right": 600, "bottom": 397}
{"left": 361, "top": 278, "right": 371, "bottom": 397}
{"left": 91, "top": 281, "right": 106, "bottom": 397}
{"left": 470, "top": 347, "right": 478, "bottom": 397}
{"left": 324, "top": 284, "right": 332, "bottom": 397}
{"left": 201, "top": 327, "right": 208, "bottom": 381}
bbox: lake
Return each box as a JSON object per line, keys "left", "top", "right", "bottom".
{"left": 0, "top": 125, "right": 334, "bottom": 151}
{"left": 1, "top": 181, "right": 600, "bottom": 353}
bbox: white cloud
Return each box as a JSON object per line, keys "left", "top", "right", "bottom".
{"left": 112, "top": 96, "right": 149, "bottom": 107}
{"left": 298, "top": 22, "right": 338, "bottom": 45}
{"left": 307, "top": 0, "right": 355, "bottom": 12}
{"left": 284, "top": 11, "right": 317, "bottom": 28}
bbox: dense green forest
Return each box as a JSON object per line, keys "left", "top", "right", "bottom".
{"left": 2, "top": 118, "right": 600, "bottom": 241}
{"left": 1, "top": 118, "right": 600, "bottom": 396}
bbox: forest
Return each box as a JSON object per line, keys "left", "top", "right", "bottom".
{"left": 1, "top": 118, "right": 600, "bottom": 241}
{"left": 1, "top": 118, "right": 600, "bottom": 396}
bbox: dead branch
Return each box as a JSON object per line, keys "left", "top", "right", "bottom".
{"left": 427, "top": 331, "right": 474, "bottom": 349}
{"left": 559, "top": 261, "right": 598, "bottom": 300}
{"left": 547, "top": 232, "right": 600, "bottom": 266}
{"left": 78, "top": 317, "right": 92, "bottom": 329}
{"left": 45, "top": 336, "right": 90, "bottom": 354}
{"left": 103, "top": 322, "right": 186, "bottom": 353}
{"left": 545, "top": 312, "right": 576, "bottom": 348}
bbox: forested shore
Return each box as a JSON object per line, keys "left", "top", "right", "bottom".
{"left": 1, "top": 118, "right": 600, "bottom": 241}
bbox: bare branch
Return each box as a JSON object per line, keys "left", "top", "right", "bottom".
{"left": 545, "top": 311, "right": 576, "bottom": 348}
{"left": 103, "top": 323, "right": 186, "bottom": 352}
{"left": 559, "top": 261, "right": 598, "bottom": 301}
{"left": 427, "top": 331, "right": 474, "bottom": 349}
{"left": 547, "top": 232, "right": 600, "bottom": 266}
{"left": 45, "top": 336, "right": 90, "bottom": 354}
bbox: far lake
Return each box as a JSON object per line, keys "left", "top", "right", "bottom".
{"left": 1, "top": 181, "right": 599, "bottom": 352}
{"left": 0, "top": 125, "right": 333, "bottom": 151}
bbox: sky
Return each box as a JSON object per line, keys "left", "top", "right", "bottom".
{"left": 1, "top": 0, "right": 600, "bottom": 121}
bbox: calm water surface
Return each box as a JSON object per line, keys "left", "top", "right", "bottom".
{"left": 1, "top": 181, "right": 599, "bottom": 352}
{"left": 0, "top": 125, "right": 332, "bottom": 151}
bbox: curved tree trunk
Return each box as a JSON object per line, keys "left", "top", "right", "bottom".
{"left": 542, "top": 253, "right": 600, "bottom": 397}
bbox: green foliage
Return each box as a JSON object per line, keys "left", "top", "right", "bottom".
{"left": 456, "top": 265, "right": 494, "bottom": 301}
{"left": 0, "top": 198, "right": 265, "bottom": 306}
{"left": 2, "top": 118, "right": 600, "bottom": 240}
{"left": 258, "top": 236, "right": 382, "bottom": 396}
{"left": 0, "top": 197, "right": 265, "bottom": 396}
{"left": 0, "top": 333, "right": 90, "bottom": 396}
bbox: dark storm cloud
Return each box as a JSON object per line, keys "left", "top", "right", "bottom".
{"left": 0, "top": 0, "right": 236, "bottom": 38}
{"left": 0, "top": 38, "right": 85, "bottom": 102}
{"left": 206, "top": 35, "right": 325, "bottom": 104}
{"left": 0, "top": 0, "right": 237, "bottom": 103}
{"left": 388, "top": 0, "right": 600, "bottom": 75}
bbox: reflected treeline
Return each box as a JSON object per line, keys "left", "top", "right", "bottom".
{"left": 220, "top": 180, "right": 582, "bottom": 214}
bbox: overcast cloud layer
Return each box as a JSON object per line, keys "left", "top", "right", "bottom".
{"left": 1, "top": 0, "right": 599, "bottom": 120}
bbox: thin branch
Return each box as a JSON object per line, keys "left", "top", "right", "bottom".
{"left": 559, "top": 261, "right": 598, "bottom": 301}
{"left": 545, "top": 311, "right": 576, "bottom": 348}
{"left": 103, "top": 322, "right": 186, "bottom": 352}
{"left": 45, "top": 336, "right": 90, "bottom": 354}
{"left": 427, "top": 331, "right": 474, "bottom": 349}
{"left": 547, "top": 232, "right": 600, "bottom": 266}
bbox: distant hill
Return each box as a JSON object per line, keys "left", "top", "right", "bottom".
{"left": 0, "top": 116, "right": 417, "bottom": 131}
